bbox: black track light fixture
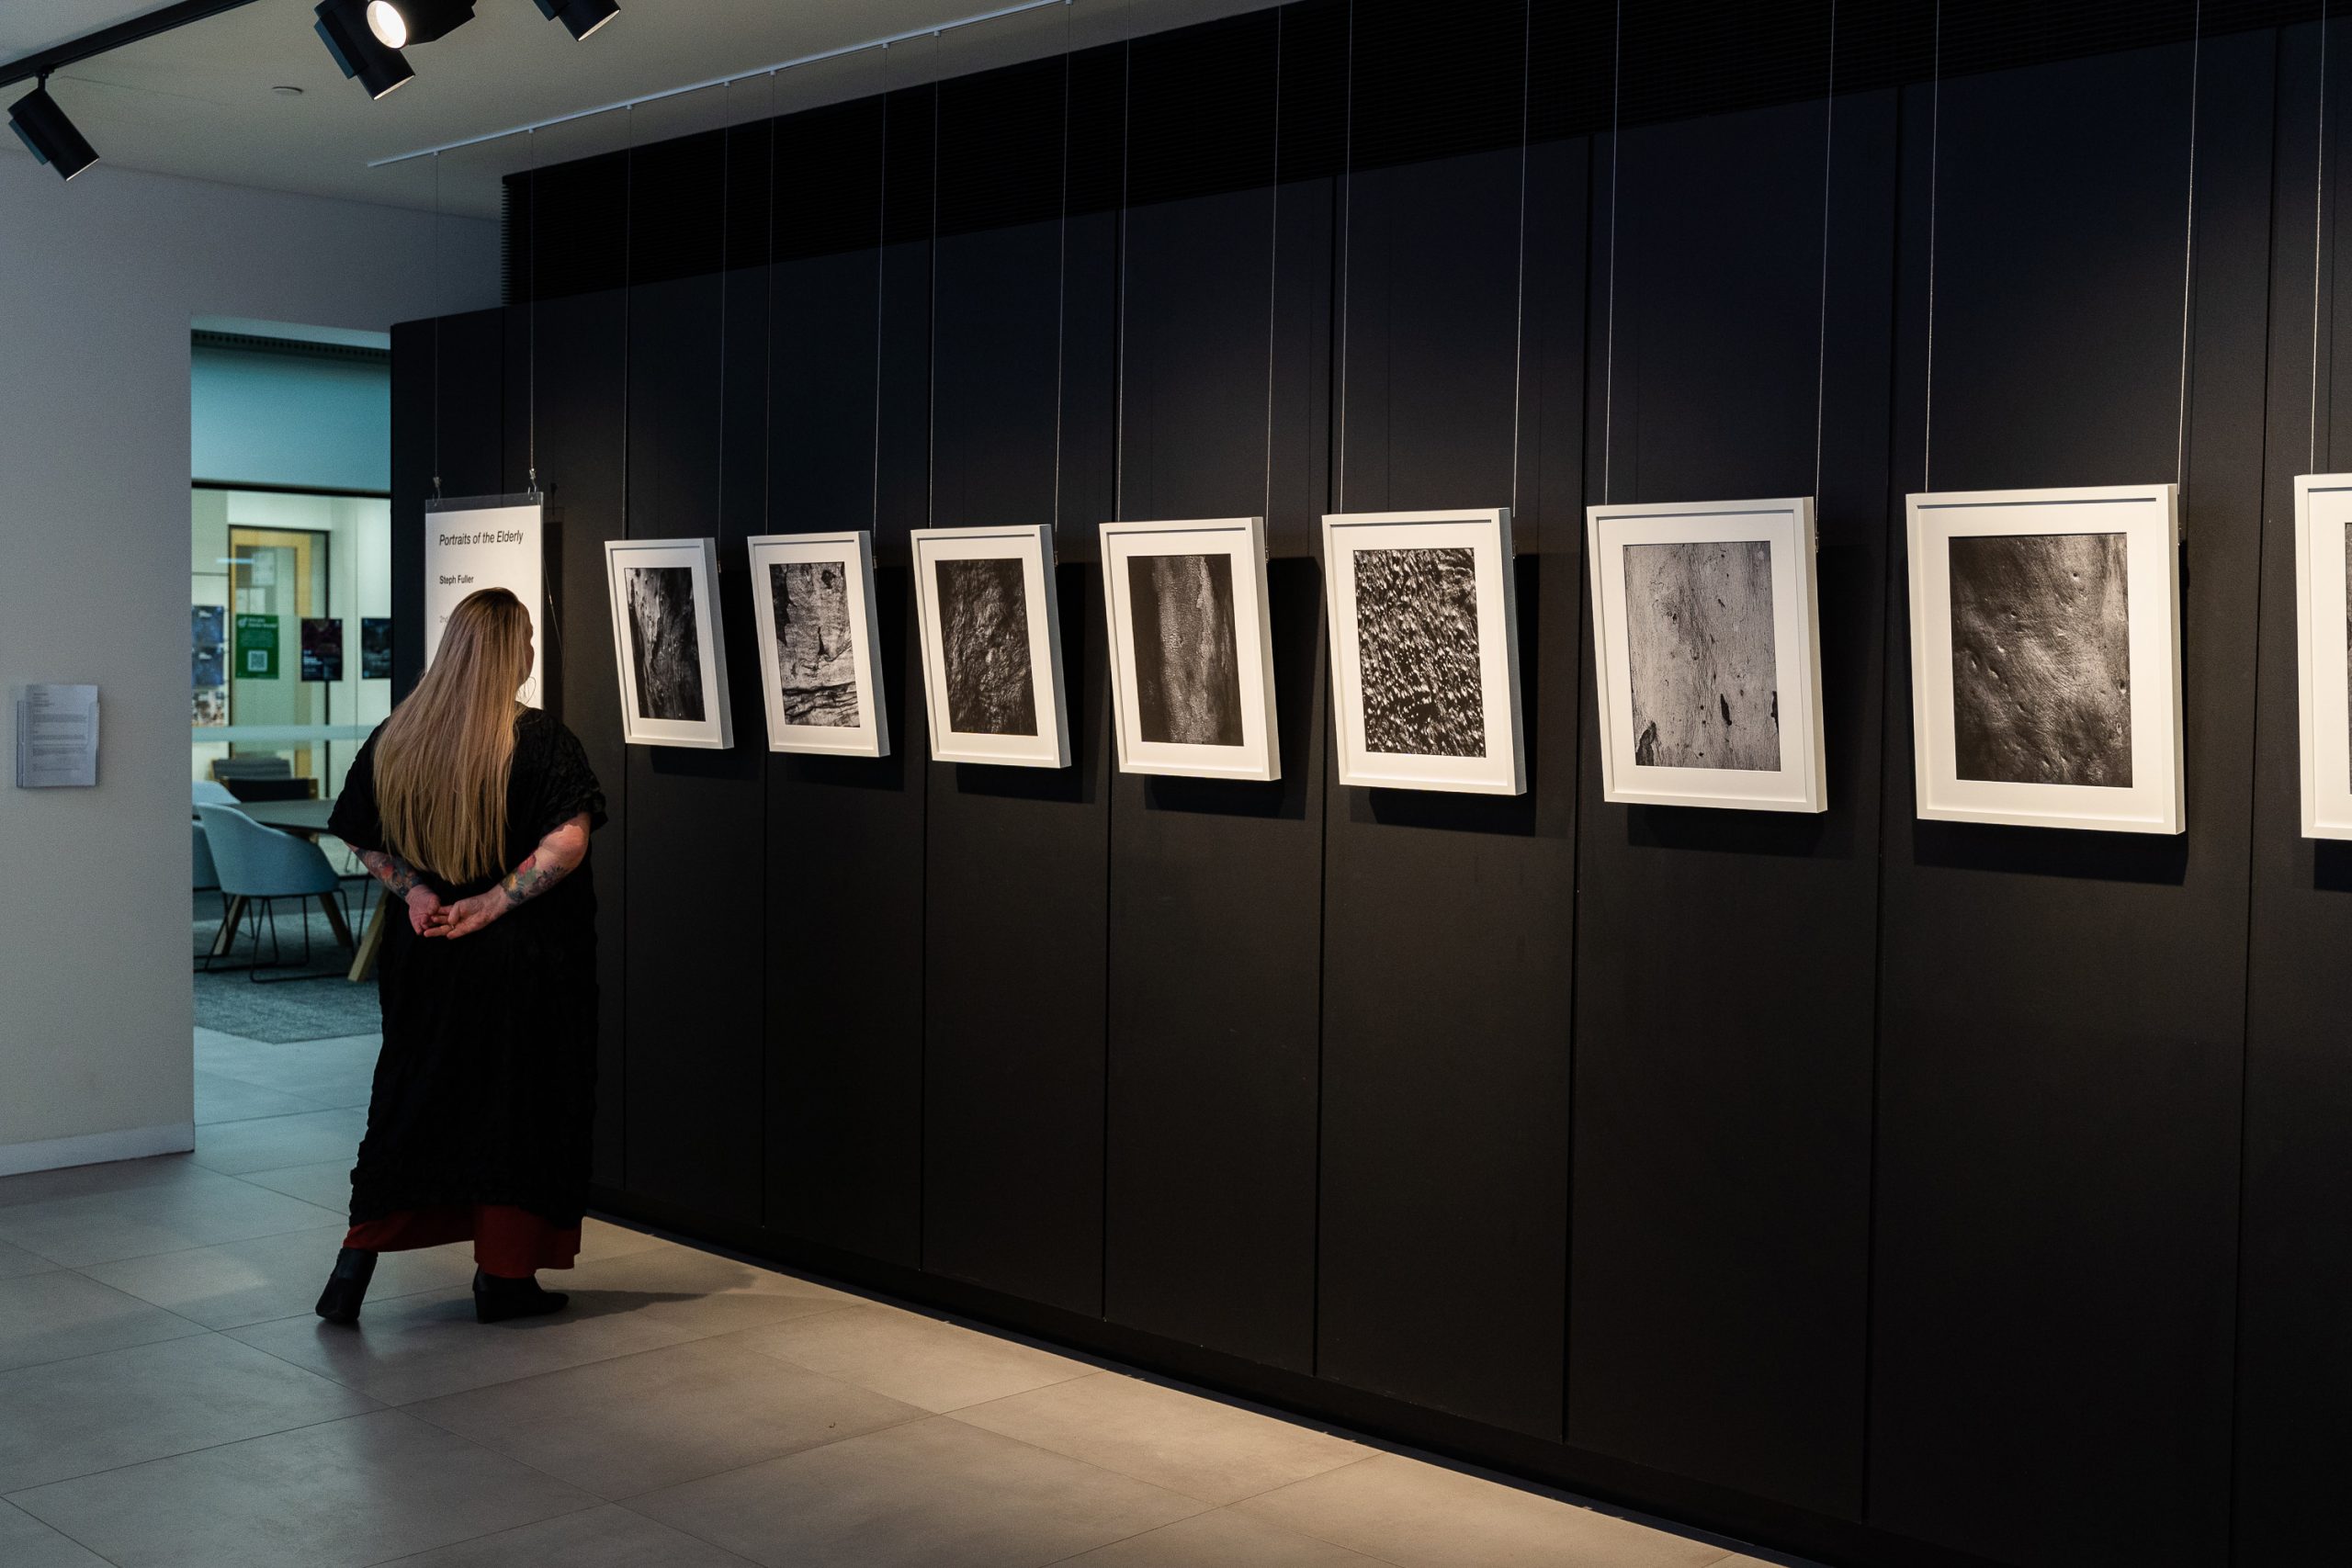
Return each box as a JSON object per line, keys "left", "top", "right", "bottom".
{"left": 367, "top": 0, "right": 479, "bottom": 48}
{"left": 314, "top": 0, "right": 413, "bottom": 97}
{"left": 8, "top": 77, "right": 99, "bottom": 182}
{"left": 532, "top": 0, "right": 618, "bottom": 42}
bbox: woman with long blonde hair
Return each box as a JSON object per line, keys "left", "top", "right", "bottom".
{"left": 316, "top": 587, "right": 605, "bottom": 1325}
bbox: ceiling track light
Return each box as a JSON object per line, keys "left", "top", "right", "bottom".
{"left": 314, "top": 0, "right": 413, "bottom": 97}
{"left": 8, "top": 76, "right": 99, "bottom": 181}
{"left": 532, "top": 0, "right": 618, "bottom": 43}
{"left": 370, "top": 0, "right": 479, "bottom": 48}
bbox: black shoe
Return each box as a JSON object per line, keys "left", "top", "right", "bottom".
{"left": 472, "top": 1268, "right": 569, "bottom": 1324}
{"left": 314, "top": 1247, "right": 378, "bottom": 1325}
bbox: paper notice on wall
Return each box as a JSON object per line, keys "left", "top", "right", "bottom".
{"left": 15, "top": 684, "right": 99, "bottom": 789}
{"left": 425, "top": 502, "right": 546, "bottom": 706}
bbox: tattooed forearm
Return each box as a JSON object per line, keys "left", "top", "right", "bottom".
{"left": 500, "top": 852, "right": 571, "bottom": 907}
{"left": 359, "top": 849, "right": 424, "bottom": 898}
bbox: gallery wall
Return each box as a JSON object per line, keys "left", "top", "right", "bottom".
{"left": 389, "top": 4, "right": 2351, "bottom": 1565}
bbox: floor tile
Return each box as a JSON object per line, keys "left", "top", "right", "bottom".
{"left": 225, "top": 1280, "right": 699, "bottom": 1405}
{"left": 0, "top": 1239, "right": 59, "bottom": 1281}
{"left": 8, "top": 1408, "right": 594, "bottom": 1568}
{"left": 409, "top": 1335, "right": 924, "bottom": 1498}
{"left": 575, "top": 1216, "right": 676, "bottom": 1264}
{"left": 957, "top": 1373, "right": 1363, "bottom": 1506}
{"left": 234, "top": 1159, "right": 353, "bottom": 1212}
{"left": 631, "top": 1415, "right": 1204, "bottom": 1568}
{"left": 0, "top": 1500, "right": 107, "bottom": 1568}
{"left": 1056, "top": 1507, "right": 1393, "bottom": 1566}
{"left": 380, "top": 1503, "right": 757, "bottom": 1566}
{"left": 552, "top": 1242, "right": 859, "bottom": 1340}
{"left": 189, "top": 1108, "right": 368, "bottom": 1177}
{"left": 193, "top": 1070, "right": 327, "bottom": 1126}
{"left": 81, "top": 1224, "right": 474, "bottom": 1331}
{"left": 737, "top": 1300, "right": 1093, "bottom": 1413}
{"left": 0, "top": 1332, "right": 378, "bottom": 1492}
{"left": 0, "top": 1269, "right": 208, "bottom": 1372}
{"left": 0, "top": 1155, "right": 209, "bottom": 1213}
{"left": 1236, "top": 1454, "right": 1728, "bottom": 1568}
{"left": 0, "top": 1169, "right": 343, "bottom": 1268}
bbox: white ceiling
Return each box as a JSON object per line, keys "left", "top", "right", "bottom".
{"left": 4, "top": 0, "right": 1273, "bottom": 218}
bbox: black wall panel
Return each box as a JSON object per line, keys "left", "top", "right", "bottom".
{"left": 1567, "top": 76, "right": 1898, "bottom": 1518}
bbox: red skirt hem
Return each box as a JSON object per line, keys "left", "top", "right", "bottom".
{"left": 343, "top": 1203, "right": 580, "bottom": 1277}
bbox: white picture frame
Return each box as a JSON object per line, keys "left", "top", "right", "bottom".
{"left": 1322, "top": 507, "right": 1525, "bottom": 795}
{"left": 603, "top": 536, "right": 734, "bottom": 750}
{"left": 1587, "top": 496, "right": 1826, "bottom": 813}
{"left": 1099, "top": 516, "right": 1280, "bottom": 782}
{"left": 2294, "top": 474, "right": 2352, "bottom": 839}
{"left": 745, "top": 531, "right": 889, "bottom": 758}
{"left": 910, "top": 524, "right": 1070, "bottom": 768}
{"left": 1905, "top": 483, "right": 2182, "bottom": 833}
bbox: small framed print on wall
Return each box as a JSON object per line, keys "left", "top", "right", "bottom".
{"left": 1321, "top": 507, "right": 1525, "bottom": 795}
{"left": 910, "top": 524, "right": 1070, "bottom": 769}
{"left": 1587, "top": 496, "right": 1827, "bottom": 813}
{"left": 745, "top": 531, "right": 889, "bottom": 758}
{"left": 2293, "top": 474, "right": 2352, "bottom": 838}
{"left": 1100, "top": 516, "right": 1280, "bottom": 782}
{"left": 603, "top": 536, "right": 734, "bottom": 750}
{"left": 1905, "top": 483, "right": 2183, "bottom": 834}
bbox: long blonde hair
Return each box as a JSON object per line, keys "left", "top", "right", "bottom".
{"left": 374, "top": 589, "right": 532, "bottom": 883}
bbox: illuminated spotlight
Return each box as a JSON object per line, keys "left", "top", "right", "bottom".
{"left": 368, "top": 0, "right": 479, "bottom": 47}
{"left": 533, "top": 0, "right": 618, "bottom": 42}
{"left": 8, "top": 80, "right": 99, "bottom": 182}
{"left": 315, "top": 0, "right": 414, "bottom": 97}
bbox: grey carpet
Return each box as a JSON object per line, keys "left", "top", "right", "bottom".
{"left": 194, "top": 889, "right": 388, "bottom": 1043}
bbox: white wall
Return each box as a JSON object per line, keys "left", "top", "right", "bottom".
{"left": 0, "top": 153, "right": 496, "bottom": 1170}
{"left": 192, "top": 343, "right": 390, "bottom": 492}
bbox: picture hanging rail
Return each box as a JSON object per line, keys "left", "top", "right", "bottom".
{"left": 603, "top": 536, "right": 733, "bottom": 750}
{"left": 1100, "top": 517, "right": 1280, "bottom": 783}
{"left": 1587, "top": 496, "right": 1826, "bottom": 813}
{"left": 910, "top": 524, "right": 1070, "bottom": 769}
{"left": 1321, "top": 508, "right": 1525, "bottom": 795}
{"left": 745, "top": 532, "right": 889, "bottom": 759}
{"left": 1905, "top": 484, "right": 2183, "bottom": 834}
{"left": 2292, "top": 474, "right": 2352, "bottom": 840}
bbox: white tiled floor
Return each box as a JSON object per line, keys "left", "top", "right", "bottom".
{"left": 0, "top": 1028, "right": 1809, "bottom": 1567}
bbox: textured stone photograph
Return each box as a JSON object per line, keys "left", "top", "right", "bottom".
{"left": 1352, "top": 545, "right": 1487, "bottom": 758}
{"left": 625, "top": 565, "right": 706, "bottom": 723}
{"left": 935, "top": 556, "right": 1038, "bottom": 737}
{"left": 770, "top": 559, "right": 860, "bottom": 728}
{"left": 1948, "top": 531, "right": 2132, "bottom": 786}
{"left": 1127, "top": 552, "right": 1244, "bottom": 747}
{"left": 1622, "top": 539, "right": 1781, "bottom": 771}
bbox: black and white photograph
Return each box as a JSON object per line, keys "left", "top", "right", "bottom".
{"left": 1588, "top": 498, "right": 1826, "bottom": 812}
{"left": 1947, "top": 532, "right": 2132, "bottom": 787}
{"left": 910, "top": 525, "right": 1069, "bottom": 767}
{"left": 1906, "top": 485, "right": 2180, "bottom": 833}
{"left": 1324, "top": 508, "right": 1524, "bottom": 795}
{"left": 603, "top": 537, "right": 734, "bottom": 749}
{"left": 1101, "top": 518, "right": 1281, "bottom": 780}
{"left": 746, "top": 531, "right": 889, "bottom": 756}
{"left": 2289, "top": 476, "right": 2352, "bottom": 836}
{"left": 1623, "top": 540, "right": 1781, "bottom": 772}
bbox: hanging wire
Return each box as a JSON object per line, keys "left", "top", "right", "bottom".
{"left": 1507, "top": 0, "right": 1532, "bottom": 520}
{"left": 2175, "top": 0, "right": 2202, "bottom": 489}
{"left": 1262, "top": 6, "right": 1283, "bottom": 527}
{"left": 1812, "top": 0, "right": 1838, "bottom": 507}
{"left": 2315, "top": 0, "right": 2333, "bottom": 473}
{"left": 432, "top": 152, "right": 443, "bottom": 501}
{"left": 1600, "top": 0, "right": 1622, "bottom": 505}
{"left": 763, "top": 69, "right": 778, "bottom": 535}
{"left": 872, "top": 43, "right": 892, "bottom": 534}
{"left": 1335, "top": 1, "right": 1355, "bottom": 511}
{"left": 526, "top": 128, "right": 540, "bottom": 499}
{"left": 622, "top": 103, "right": 634, "bottom": 532}
{"left": 1055, "top": 2, "right": 1077, "bottom": 526}
{"left": 1923, "top": 0, "right": 1942, "bottom": 491}
{"left": 716, "top": 80, "right": 733, "bottom": 540}
{"left": 925, "top": 29, "right": 942, "bottom": 529}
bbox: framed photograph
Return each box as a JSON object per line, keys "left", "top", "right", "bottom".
{"left": 745, "top": 531, "right": 889, "bottom": 758}
{"left": 1905, "top": 483, "right": 2182, "bottom": 834}
{"left": 1099, "top": 516, "right": 1280, "bottom": 781}
{"left": 2294, "top": 474, "right": 2352, "bottom": 839}
{"left": 603, "top": 536, "right": 734, "bottom": 750}
{"left": 1321, "top": 507, "right": 1524, "bottom": 795}
{"left": 1587, "top": 497, "right": 1826, "bottom": 813}
{"left": 910, "top": 524, "right": 1070, "bottom": 768}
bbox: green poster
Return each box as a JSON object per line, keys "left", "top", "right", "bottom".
{"left": 234, "top": 613, "right": 279, "bottom": 680}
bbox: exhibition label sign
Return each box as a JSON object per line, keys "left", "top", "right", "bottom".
{"left": 425, "top": 501, "right": 546, "bottom": 706}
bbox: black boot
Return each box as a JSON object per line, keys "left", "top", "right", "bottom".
{"left": 472, "top": 1268, "right": 568, "bottom": 1324}
{"left": 314, "top": 1247, "right": 378, "bottom": 1325}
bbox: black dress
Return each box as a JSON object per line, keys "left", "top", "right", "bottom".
{"left": 328, "top": 708, "right": 606, "bottom": 1237}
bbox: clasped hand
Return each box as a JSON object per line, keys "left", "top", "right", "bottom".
{"left": 403, "top": 886, "right": 506, "bottom": 940}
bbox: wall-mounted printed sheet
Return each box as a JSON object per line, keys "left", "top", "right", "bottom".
{"left": 192, "top": 605, "right": 227, "bottom": 727}
{"left": 1322, "top": 507, "right": 1524, "bottom": 795}
{"left": 1588, "top": 496, "right": 1826, "bottom": 813}
{"left": 1905, "top": 483, "right": 2183, "bottom": 833}
{"left": 300, "top": 618, "right": 344, "bottom": 683}
{"left": 426, "top": 500, "right": 546, "bottom": 706}
{"left": 910, "top": 524, "right": 1069, "bottom": 769}
{"left": 360, "top": 617, "right": 393, "bottom": 681}
{"left": 603, "top": 536, "right": 734, "bottom": 750}
{"left": 2293, "top": 474, "right": 2352, "bottom": 839}
{"left": 1100, "top": 516, "right": 1279, "bottom": 782}
{"left": 745, "top": 531, "right": 889, "bottom": 758}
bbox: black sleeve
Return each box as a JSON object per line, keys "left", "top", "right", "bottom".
{"left": 528, "top": 715, "right": 607, "bottom": 840}
{"left": 327, "top": 724, "right": 390, "bottom": 853}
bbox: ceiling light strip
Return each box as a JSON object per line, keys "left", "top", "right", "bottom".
{"left": 366, "top": 0, "right": 1069, "bottom": 167}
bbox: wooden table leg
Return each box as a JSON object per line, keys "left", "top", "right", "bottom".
{"left": 348, "top": 895, "right": 388, "bottom": 983}
{"left": 319, "top": 893, "right": 355, "bottom": 950}
{"left": 211, "top": 896, "right": 247, "bottom": 959}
